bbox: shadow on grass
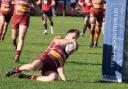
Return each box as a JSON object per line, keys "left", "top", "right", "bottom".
{"left": 79, "top": 44, "right": 103, "bottom": 48}
{"left": 67, "top": 61, "right": 101, "bottom": 66}
{"left": 87, "top": 52, "right": 102, "bottom": 55}
{"left": 67, "top": 79, "right": 116, "bottom": 84}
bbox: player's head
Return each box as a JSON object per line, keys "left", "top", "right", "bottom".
{"left": 66, "top": 29, "right": 80, "bottom": 39}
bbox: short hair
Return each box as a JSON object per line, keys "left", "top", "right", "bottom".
{"left": 66, "top": 29, "right": 80, "bottom": 39}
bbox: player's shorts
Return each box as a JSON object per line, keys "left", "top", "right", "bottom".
{"left": 0, "top": 12, "right": 12, "bottom": 23}
{"left": 43, "top": 10, "right": 53, "bottom": 17}
{"left": 12, "top": 15, "right": 30, "bottom": 30}
{"left": 70, "top": 3, "right": 76, "bottom": 8}
{"left": 90, "top": 8, "right": 104, "bottom": 22}
{"left": 82, "top": 12, "right": 90, "bottom": 18}
{"left": 36, "top": 52, "right": 58, "bottom": 75}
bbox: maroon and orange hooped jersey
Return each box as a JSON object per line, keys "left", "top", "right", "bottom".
{"left": 14, "top": 0, "right": 34, "bottom": 16}
{"left": 0, "top": 0, "right": 12, "bottom": 15}
{"left": 37, "top": 40, "right": 77, "bottom": 67}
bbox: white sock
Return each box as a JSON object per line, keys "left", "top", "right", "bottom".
{"left": 50, "top": 26, "right": 54, "bottom": 34}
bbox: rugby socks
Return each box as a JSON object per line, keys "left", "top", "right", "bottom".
{"left": 44, "top": 23, "right": 47, "bottom": 30}
{"left": 15, "top": 50, "right": 21, "bottom": 63}
{"left": 16, "top": 50, "right": 21, "bottom": 57}
{"left": 50, "top": 21, "right": 53, "bottom": 26}
{"left": 31, "top": 76, "right": 37, "bottom": 80}
{"left": 50, "top": 21, "right": 54, "bottom": 34}
{"left": 15, "top": 67, "right": 21, "bottom": 72}
{"left": 82, "top": 24, "right": 87, "bottom": 34}
{"left": 43, "top": 23, "right": 47, "bottom": 35}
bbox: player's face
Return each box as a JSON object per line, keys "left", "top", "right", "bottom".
{"left": 66, "top": 32, "right": 77, "bottom": 39}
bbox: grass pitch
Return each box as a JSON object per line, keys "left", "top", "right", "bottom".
{"left": 0, "top": 16, "right": 128, "bottom": 89}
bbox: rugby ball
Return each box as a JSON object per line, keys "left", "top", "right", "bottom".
{"left": 65, "top": 43, "right": 76, "bottom": 54}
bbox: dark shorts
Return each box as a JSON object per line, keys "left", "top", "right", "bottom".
{"left": 70, "top": 3, "right": 76, "bottom": 8}
{"left": 12, "top": 15, "right": 30, "bottom": 30}
{"left": 36, "top": 53, "right": 58, "bottom": 75}
{"left": 90, "top": 8, "right": 104, "bottom": 23}
{"left": 82, "top": 12, "right": 90, "bottom": 18}
{"left": 0, "top": 12, "right": 12, "bottom": 23}
{"left": 43, "top": 10, "right": 53, "bottom": 17}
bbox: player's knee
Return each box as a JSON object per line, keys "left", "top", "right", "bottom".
{"left": 96, "top": 29, "right": 101, "bottom": 34}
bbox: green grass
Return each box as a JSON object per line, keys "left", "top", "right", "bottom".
{"left": 0, "top": 16, "right": 128, "bottom": 89}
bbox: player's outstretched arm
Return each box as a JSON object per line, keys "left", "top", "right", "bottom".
{"left": 57, "top": 67, "right": 66, "bottom": 81}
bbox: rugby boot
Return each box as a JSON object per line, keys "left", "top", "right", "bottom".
{"left": 17, "top": 73, "right": 32, "bottom": 79}
{"left": 94, "top": 41, "right": 98, "bottom": 48}
{"left": 5, "top": 67, "right": 20, "bottom": 77}
{"left": 89, "top": 41, "right": 94, "bottom": 48}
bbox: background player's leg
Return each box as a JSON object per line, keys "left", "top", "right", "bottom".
{"left": 89, "top": 15, "right": 95, "bottom": 48}
{"left": 1, "top": 22, "right": 9, "bottom": 40}
{"left": 43, "top": 15, "right": 48, "bottom": 35}
{"left": 0, "top": 15, "right": 5, "bottom": 40}
{"left": 15, "top": 25, "right": 27, "bottom": 63}
{"left": 94, "top": 19, "right": 102, "bottom": 47}
{"left": 48, "top": 16, "right": 54, "bottom": 34}
{"left": 81, "top": 15, "right": 89, "bottom": 37}
{"left": 12, "top": 29, "right": 18, "bottom": 49}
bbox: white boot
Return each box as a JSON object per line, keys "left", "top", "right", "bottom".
{"left": 44, "top": 29, "right": 47, "bottom": 35}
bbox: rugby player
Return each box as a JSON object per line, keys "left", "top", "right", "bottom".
{"left": 101, "top": 0, "right": 106, "bottom": 35}
{"left": 6, "top": 29, "right": 80, "bottom": 82}
{"left": 89, "top": 0, "right": 105, "bottom": 47}
{"left": 12, "top": 0, "right": 42, "bottom": 63}
{"left": 0, "top": 0, "right": 14, "bottom": 40}
{"left": 37, "top": 0, "right": 55, "bottom": 35}
{"left": 78, "top": 0, "right": 91, "bottom": 37}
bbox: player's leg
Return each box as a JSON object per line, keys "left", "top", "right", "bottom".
{"left": 48, "top": 15, "right": 54, "bottom": 34}
{"left": 5, "top": 59, "right": 43, "bottom": 77}
{"left": 89, "top": 14, "right": 95, "bottom": 48}
{"left": 81, "top": 13, "right": 90, "bottom": 36}
{"left": 43, "top": 14, "right": 48, "bottom": 35}
{"left": 1, "top": 14, "right": 11, "bottom": 40}
{"left": 17, "top": 71, "right": 58, "bottom": 82}
{"left": 1, "top": 22, "right": 9, "bottom": 40}
{"left": 12, "top": 15, "right": 19, "bottom": 49}
{"left": 36, "top": 71, "right": 58, "bottom": 82}
{"left": 94, "top": 15, "right": 103, "bottom": 47}
{"left": 102, "top": 18, "right": 105, "bottom": 35}
{"left": 12, "top": 28, "right": 18, "bottom": 49}
{"left": 15, "top": 25, "right": 28, "bottom": 63}
{"left": 0, "top": 14, "right": 5, "bottom": 40}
